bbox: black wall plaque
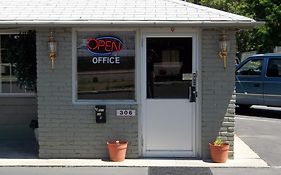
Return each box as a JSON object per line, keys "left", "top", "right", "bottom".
{"left": 95, "top": 105, "right": 106, "bottom": 123}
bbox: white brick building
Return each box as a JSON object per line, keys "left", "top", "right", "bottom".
{"left": 0, "top": 0, "right": 258, "bottom": 159}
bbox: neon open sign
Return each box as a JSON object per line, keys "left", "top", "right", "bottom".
{"left": 87, "top": 36, "right": 123, "bottom": 55}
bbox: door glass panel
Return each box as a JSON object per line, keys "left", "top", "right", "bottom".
{"left": 146, "top": 37, "right": 192, "bottom": 99}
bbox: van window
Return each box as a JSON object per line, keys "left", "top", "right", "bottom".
{"left": 236, "top": 59, "right": 263, "bottom": 76}
{"left": 267, "top": 59, "right": 281, "bottom": 77}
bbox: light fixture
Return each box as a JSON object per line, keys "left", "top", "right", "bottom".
{"left": 48, "top": 31, "right": 57, "bottom": 69}
{"left": 218, "top": 30, "right": 229, "bottom": 69}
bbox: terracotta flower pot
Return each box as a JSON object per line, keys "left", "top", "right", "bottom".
{"left": 107, "top": 140, "right": 128, "bottom": 162}
{"left": 209, "top": 143, "right": 229, "bottom": 163}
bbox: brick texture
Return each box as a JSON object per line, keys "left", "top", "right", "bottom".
{"left": 0, "top": 96, "right": 37, "bottom": 139}
{"left": 37, "top": 27, "right": 236, "bottom": 159}
{"left": 201, "top": 29, "right": 236, "bottom": 159}
{"left": 36, "top": 28, "right": 138, "bottom": 158}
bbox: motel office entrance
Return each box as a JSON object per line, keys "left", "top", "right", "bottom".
{"left": 141, "top": 32, "right": 198, "bottom": 157}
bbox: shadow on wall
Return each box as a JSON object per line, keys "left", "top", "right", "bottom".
{"left": 0, "top": 139, "right": 38, "bottom": 159}
{"left": 0, "top": 96, "right": 38, "bottom": 158}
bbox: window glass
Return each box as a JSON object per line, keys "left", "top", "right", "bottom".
{"left": 77, "top": 31, "right": 135, "bottom": 100}
{"left": 267, "top": 58, "right": 281, "bottom": 77}
{"left": 146, "top": 37, "right": 192, "bottom": 99}
{"left": 236, "top": 59, "right": 263, "bottom": 76}
{"left": 0, "top": 34, "right": 35, "bottom": 93}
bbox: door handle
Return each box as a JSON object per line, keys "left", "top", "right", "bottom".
{"left": 189, "top": 72, "right": 197, "bottom": 102}
{"left": 189, "top": 86, "right": 197, "bottom": 102}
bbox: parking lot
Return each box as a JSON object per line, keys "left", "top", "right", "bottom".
{"left": 212, "top": 105, "right": 281, "bottom": 175}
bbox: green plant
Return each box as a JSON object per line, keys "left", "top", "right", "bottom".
{"left": 213, "top": 137, "right": 223, "bottom": 146}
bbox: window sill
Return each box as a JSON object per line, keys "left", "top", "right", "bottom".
{"left": 73, "top": 100, "right": 138, "bottom": 105}
{"left": 0, "top": 93, "right": 36, "bottom": 98}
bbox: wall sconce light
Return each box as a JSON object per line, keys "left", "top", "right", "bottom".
{"left": 48, "top": 31, "right": 57, "bottom": 69}
{"left": 218, "top": 31, "right": 229, "bottom": 69}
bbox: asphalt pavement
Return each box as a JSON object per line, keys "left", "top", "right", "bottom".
{"left": 211, "top": 105, "right": 281, "bottom": 175}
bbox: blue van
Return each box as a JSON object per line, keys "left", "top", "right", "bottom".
{"left": 235, "top": 53, "right": 281, "bottom": 108}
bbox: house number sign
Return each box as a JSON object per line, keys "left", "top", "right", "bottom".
{"left": 116, "top": 109, "right": 136, "bottom": 117}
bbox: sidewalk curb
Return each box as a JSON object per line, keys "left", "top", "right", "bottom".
{"left": 0, "top": 136, "right": 269, "bottom": 168}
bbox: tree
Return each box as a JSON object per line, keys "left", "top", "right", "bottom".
{"left": 185, "top": 0, "right": 281, "bottom": 58}
{"left": 6, "top": 31, "right": 37, "bottom": 91}
{"left": 243, "top": 0, "right": 281, "bottom": 54}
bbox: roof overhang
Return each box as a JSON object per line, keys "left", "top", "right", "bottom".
{"left": 0, "top": 20, "right": 264, "bottom": 29}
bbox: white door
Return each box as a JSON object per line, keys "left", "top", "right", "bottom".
{"left": 142, "top": 33, "right": 197, "bottom": 157}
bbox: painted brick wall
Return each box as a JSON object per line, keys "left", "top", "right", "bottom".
{"left": 221, "top": 93, "right": 236, "bottom": 158}
{"left": 36, "top": 28, "right": 138, "bottom": 158}
{"left": 201, "top": 29, "right": 236, "bottom": 159}
{"left": 37, "top": 27, "right": 236, "bottom": 159}
{"left": 0, "top": 96, "right": 37, "bottom": 139}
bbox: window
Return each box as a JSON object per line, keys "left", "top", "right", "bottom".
{"left": 236, "top": 59, "right": 263, "bottom": 76}
{"left": 0, "top": 34, "right": 36, "bottom": 94}
{"left": 267, "top": 58, "right": 281, "bottom": 77}
{"left": 146, "top": 37, "right": 192, "bottom": 99}
{"left": 76, "top": 31, "right": 135, "bottom": 100}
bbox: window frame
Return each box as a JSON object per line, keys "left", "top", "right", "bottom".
{"left": 0, "top": 32, "right": 35, "bottom": 97}
{"left": 72, "top": 28, "right": 138, "bottom": 105}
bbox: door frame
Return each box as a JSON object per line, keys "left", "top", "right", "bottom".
{"left": 139, "top": 28, "right": 201, "bottom": 157}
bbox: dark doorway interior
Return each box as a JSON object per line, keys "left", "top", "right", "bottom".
{"left": 146, "top": 37, "right": 193, "bottom": 99}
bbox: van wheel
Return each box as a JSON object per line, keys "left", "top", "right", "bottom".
{"left": 238, "top": 105, "right": 251, "bottom": 109}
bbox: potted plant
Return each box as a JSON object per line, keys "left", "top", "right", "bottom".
{"left": 209, "top": 137, "right": 229, "bottom": 163}
{"left": 107, "top": 140, "right": 128, "bottom": 162}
